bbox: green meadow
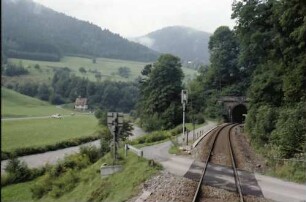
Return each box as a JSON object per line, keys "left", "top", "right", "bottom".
{"left": 6, "top": 56, "right": 198, "bottom": 84}
{"left": 1, "top": 87, "right": 79, "bottom": 118}
{"left": 1, "top": 87, "right": 98, "bottom": 152}
{"left": 2, "top": 115, "right": 98, "bottom": 152}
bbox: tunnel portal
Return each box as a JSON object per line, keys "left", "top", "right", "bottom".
{"left": 232, "top": 104, "right": 247, "bottom": 123}
{"left": 218, "top": 96, "right": 248, "bottom": 124}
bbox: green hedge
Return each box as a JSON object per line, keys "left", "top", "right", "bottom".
{"left": 1, "top": 135, "right": 100, "bottom": 160}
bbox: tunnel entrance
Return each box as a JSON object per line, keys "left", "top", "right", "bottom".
{"left": 232, "top": 104, "right": 247, "bottom": 123}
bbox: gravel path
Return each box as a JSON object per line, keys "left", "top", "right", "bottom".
{"left": 128, "top": 171, "right": 197, "bottom": 202}
{"left": 1, "top": 124, "right": 146, "bottom": 172}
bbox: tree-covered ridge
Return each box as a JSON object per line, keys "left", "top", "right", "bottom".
{"left": 232, "top": 0, "right": 306, "bottom": 158}
{"left": 188, "top": 0, "right": 305, "bottom": 159}
{"left": 2, "top": 0, "right": 159, "bottom": 62}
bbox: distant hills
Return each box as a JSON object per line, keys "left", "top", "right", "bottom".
{"left": 2, "top": 0, "right": 159, "bottom": 62}
{"left": 132, "top": 26, "right": 211, "bottom": 66}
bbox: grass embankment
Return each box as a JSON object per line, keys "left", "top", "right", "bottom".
{"left": 251, "top": 143, "right": 306, "bottom": 183}
{"left": 1, "top": 87, "right": 77, "bottom": 118}
{"left": 6, "top": 56, "right": 197, "bottom": 85}
{"left": 1, "top": 151, "right": 161, "bottom": 202}
{"left": 266, "top": 159, "right": 306, "bottom": 183}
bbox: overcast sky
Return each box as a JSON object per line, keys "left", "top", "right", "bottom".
{"left": 33, "top": 0, "right": 236, "bottom": 38}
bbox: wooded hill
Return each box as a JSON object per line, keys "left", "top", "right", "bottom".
{"left": 132, "top": 26, "right": 211, "bottom": 67}
{"left": 189, "top": 0, "right": 306, "bottom": 161}
{"left": 2, "top": 0, "right": 159, "bottom": 62}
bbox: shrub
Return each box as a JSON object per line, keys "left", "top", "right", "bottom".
{"left": 80, "top": 145, "right": 101, "bottom": 163}
{"left": 31, "top": 169, "right": 79, "bottom": 199}
{"left": 95, "top": 110, "right": 107, "bottom": 126}
{"left": 141, "top": 114, "right": 164, "bottom": 132}
{"left": 271, "top": 103, "right": 306, "bottom": 158}
{"left": 49, "top": 169, "right": 79, "bottom": 198}
{"left": 246, "top": 104, "right": 278, "bottom": 146}
{"left": 170, "top": 126, "right": 183, "bottom": 136}
{"left": 30, "top": 175, "right": 52, "bottom": 199}
{"left": 4, "top": 158, "right": 32, "bottom": 184}
{"left": 79, "top": 67, "right": 87, "bottom": 74}
{"left": 194, "top": 113, "right": 205, "bottom": 124}
{"left": 133, "top": 131, "right": 170, "bottom": 144}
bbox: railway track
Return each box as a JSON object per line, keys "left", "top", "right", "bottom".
{"left": 192, "top": 123, "right": 244, "bottom": 202}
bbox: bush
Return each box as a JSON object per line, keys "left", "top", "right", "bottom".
{"left": 194, "top": 113, "right": 205, "bottom": 124}
{"left": 133, "top": 131, "right": 170, "bottom": 144}
{"left": 31, "top": 169, "right": 79, "bottom": 199}
{"left": 3, "top": 158, "right": 32, "bottom": 185}
{"left": 49, "top": 93, "right": 65, "bottom": 105}
{"left": 170, "top": 126, "right": 183, "bottom": 136}
{"left": 246, "top": 104, "right": 278, "bottom": 146}
{"left": 30, "top": 175, "right": 52, "bottom": 199}
{"left": 80, "top": 145, "right": 101, "bottom": 163}
{"left": 79, "top": 67, "right": 87, "bottom": 74}
{"left": 141, "top": 114, "right": 164, "bottom": 132}
{"left": 271, "top": 103, "right": 306, "bottom": 158}
{"left": 49, "top": 169, "right": 79, "bottom": 198}
{"left": 31, "top": 155, "right": 84, "bottom": 199}
{"left": 94, "top": 109, "right": 107, "bottom": 126}
{"left": 31, "top": 154, "right": 89, "bottom": 198}
{"left": 98, "top": 128, "right": 112, "bottom": 155}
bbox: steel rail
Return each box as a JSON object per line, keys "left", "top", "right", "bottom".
{"left": 228, "top": 125, "right": 244, "bottom": 202}
{"left": 192, "top": 123, "right": 231, "bottom": 202}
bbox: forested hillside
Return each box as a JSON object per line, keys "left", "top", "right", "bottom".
{"left": 189, "top": 0, "right": 305, "bottom": 162}
{"left": 233, "top": 0, "right": 306, "bottom": 158}
{"left": 2, "top": 0, "right": 159, "bottom": 62}
{"left": 133, "top": 26, "right": 211, "bottom": 67}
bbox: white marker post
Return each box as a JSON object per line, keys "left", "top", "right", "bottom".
{"left": 181, "top": 90, "right": 188, "bottom": 145}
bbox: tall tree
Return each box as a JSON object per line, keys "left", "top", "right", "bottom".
{"left": 138, "top": 54, "right": 184, "bottom": 131}
{"left": 208, "top": 26, "right": 241, "bottom": 93}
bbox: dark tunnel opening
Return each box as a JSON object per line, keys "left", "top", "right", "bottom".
{"left": 232, "top": 104, "right": 247, "bottom": 123}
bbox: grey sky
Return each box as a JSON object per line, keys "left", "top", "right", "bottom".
{"left": 33, "top": 0, "right": 236, "bottom": 38}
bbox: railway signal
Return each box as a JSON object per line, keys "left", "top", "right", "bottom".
{"left": 107, "top": 112, "right": 123, "bottom": 165}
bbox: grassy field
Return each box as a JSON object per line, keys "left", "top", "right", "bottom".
{"left": 6, "top": 56, "right": 198, "bottom": 84}
{"left": 2, "top": 115, "right": 98, "bottom": 152}
{"left": 1, "top": 87, "right": 80, "bottom": 118}
{"left": 1, "top": 151, "right": 160, "bottom": 202}
{"left": 1, "top": 87, "right": 98, "bottom": 152}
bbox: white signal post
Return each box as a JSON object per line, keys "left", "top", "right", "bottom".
{"left": 181, "top": 90, "right": 188, "bottom": 144}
